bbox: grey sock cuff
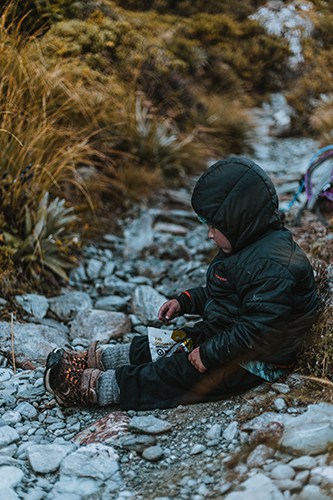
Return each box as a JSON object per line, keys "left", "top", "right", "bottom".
{"left": 101, "top": 343, "right": 130, "bottom": 370}
{"left": 97, "top": 370, "right": 120, "bottom": 406}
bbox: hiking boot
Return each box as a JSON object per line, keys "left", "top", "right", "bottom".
{"left": 44, "top": 347, "right": 101, "bottom": 407}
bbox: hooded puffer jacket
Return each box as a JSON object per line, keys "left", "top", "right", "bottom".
{"left": 178, "top": 157, "right": 319, "bottom": 370}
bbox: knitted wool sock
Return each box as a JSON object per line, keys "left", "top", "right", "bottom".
{"left": 97, "top": 370, "right": 120, "bottom": 406}
{"left": 101, "top": 343, "right": 130, "bottom": 370}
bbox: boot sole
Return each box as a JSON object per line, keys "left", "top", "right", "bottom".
{"left": 43, "top": 348, "right": 64, "bottom": 395}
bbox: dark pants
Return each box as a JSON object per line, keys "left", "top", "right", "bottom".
{"left": 115, "top": 336, "right": 264, "bottom": 410}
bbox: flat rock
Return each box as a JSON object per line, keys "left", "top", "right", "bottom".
{"left": 132, "top": 286, "right": 167, "bottom": 323}
{"left": 15, "top": 294, "right": 49, "bottom": 319}
{"left": 0, "top": 487, "right": 19, "bottom": 500}
{"left": 27, "top": 444, "right": 74, "bottom": 474}
{"left": 95, "top": 295, "right": 130, "bottom": 312}
{"left": 289, "top": 456, "right": 317, "bottom": 470}
{"left": 48, "top": 291, "right": 92, "bottom": 321}
{"left": 70, "top": 309, "right": 131, "bottom": 343}
{"left": 129, "top": 416, "right": 172, "bottom": 435}
{"left": 52, "top": 476, "right": 102, "bottom": 497}
{"left": 0, "top": 426, "right": 20, "bottom": 447}
{"left": 119, "top": 434, "right": 157, "bottom": 453}
{"left": 0, "top": 368, "right": 13, "bottom": 382}
{"left": 280, "top": 404, "right": 333, "bottom": 455}
{"left": 225, "top": 473, "right": 284, "bottom": 500}
{"left": 15, "top": 402, "right": 38, "bottom": 420}
{"left": 0, "top": 466, "right": 23, "bottom": 487}
{"left": 0, "top": 322, "right": 69, "bottom": 364}
{"left": 142, "top": 445, "right": 164, "bottom": 462}
{"left": 60, "top": 443, "right": 119, "bottom": 481}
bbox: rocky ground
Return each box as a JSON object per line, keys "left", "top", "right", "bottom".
{"left": 0, "top": 177, "right": 332, "bottom": 499}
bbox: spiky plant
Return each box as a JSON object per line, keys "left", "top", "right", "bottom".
{"left": 2, "top": 192, "right": 79, "bottom": 281}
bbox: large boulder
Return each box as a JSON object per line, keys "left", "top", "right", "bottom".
{"left": 0, "top": 321, "right": 69, "bottom": 365}
{"left": 70, "top": 310, "right": 131, "bottom": 343}
{"left": 48, "top": 291, "right": 92, "bottom": 321}
{"left": 132, "top": 286, "right": 167, "bottom": 324}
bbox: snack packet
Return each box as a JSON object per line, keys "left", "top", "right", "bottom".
{"left": 148, "top": 327, "right": 193, "bottom": 362}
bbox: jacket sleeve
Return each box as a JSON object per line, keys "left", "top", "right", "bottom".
{"left": 199, "top": 262, "right": 294, "bottom": 369}
{"left": 176, "top": 286, "right": 209, "bottom": 315}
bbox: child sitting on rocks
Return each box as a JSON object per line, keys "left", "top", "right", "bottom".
{"left": 44, "top": 157, "right": 319, "bottom": 410}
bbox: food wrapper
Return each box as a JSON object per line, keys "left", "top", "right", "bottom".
{"left": 148, "top": 327, "right": 192, "bottom": 362}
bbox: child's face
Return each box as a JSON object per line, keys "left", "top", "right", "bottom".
{"left": 208, "top": 226, "right": 232, "bottom": 254}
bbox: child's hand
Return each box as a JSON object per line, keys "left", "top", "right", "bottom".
{"left": 188, "top": 347, "right": 207, "bottom": 373}
{"left": 158, "top": 299, "right": 181, "bottom": 322}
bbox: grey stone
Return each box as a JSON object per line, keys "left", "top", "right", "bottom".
{"left": 0, "top": 487, "right": 19, "bottom": 500}
{"left": 95, "top": 295, "right": 130, "bottom": 312}
{"left": 1, "top": 411, "right": 21, "bottom": 425}
{"left": 223, "top": 421, "right": 238, "bottom": 442}
{"left": 124, "top": 212, "right": 154, "bottom": 257}
{"left": 0, "top": 426, "right": 19, "bottom": 447}
{"left": 0, "top": 465, "right": 23, "bottom": 487}
{"left": 100, "top": 261, "right": 116, "bottom": 279}
{"left": 86, "top": 258, "right": 104, "bottom": 280}
{"left": 270, "top": 464, "right": 295, "bottom": 480}
{"left": 0, "top": 368, "right": 13, "bottom": 382}
{"left": 0, "top": 445, "right": 17, "bottom": 457}
{"left": 69, "top": 265, "right": 87, "bottom": 284}
{"left": 48, "top": 291, "right": 92, "bottom": 321}
{"left": 119, "top": 434, "right": 157, "bottom": 453}
{"left": 129, "top": 416, "right": 172, "bottom": 435}
{"left": 206, "top": 424, "right": 222, "bottom": 441}
{"left": 60, "top": 443, "right": 119, "bottom": 480}
{"left": 298, "top": 484, "right": 331, "bottom": 500}
{"left": 311, "top": 466, "right": 333, "bottom": 486}
{"left": 242, "top": 412, "right": 289, "bottom": 432}
{"left": 247, "top": 445, "right": 275, "bottom": 468}
{"left": 102, "top": 277, "right": 136, "bottom": 296}
{"left": 289, "top": 456, "right": 317, "bottom": 470}
{"left": 225, "top": 473, "right": 284, "bottom": 500}
{"left": 27, "top": 443, "right": 73, "bottom": 474}
{"left": 190, "top": 444, "right": 206, "bottom": 455}
{"left": 52, "top": 476, "right": 100, "bottom": 497}
{"left": 295, "top": 470, "right": 310, "bottom": 485}
{"left": 70, "top": 309, "right": 131, "bottom": 342}
{"left": 132, "top": 286, "right": 167, "bottom": 323}
{"left": 15, "top": 402, "right": 38, "bottom": 420}
{"left": 142, "top": 445, "right": 164, "bottom": 462}
{"left": 15, "top": 294, "right": 49, "bottom": 319}
{"left": 0, "top": 321, "right": 69, "bottom": 364}
{"left": 280, "top": 404, "right": 333, "bottom": 455}
{"left": 272, "top": 479, "right": 302, "bottom": 491}
{"left": 274, "top": 398, "right": 287, "bottom": 411}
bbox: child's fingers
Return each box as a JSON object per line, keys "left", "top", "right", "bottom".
{"left": 158, "top": 301, "right": 172, "bottom": 321}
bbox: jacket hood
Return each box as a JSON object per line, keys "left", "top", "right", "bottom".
{"left": 191, "top": 157, "right": 283, "bottom": 252}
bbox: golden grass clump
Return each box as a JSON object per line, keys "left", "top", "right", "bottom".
{"left": 286, "top": 7, "right": 333, "bottom": 138}
{"left": 0, "top": 6, "right": 99, "bottom": 286}
{"left": 310, "top": 97, "right": 333, "bottom": 145}
{"left": 294, "top": 225, "right": 333, "bottom": 381}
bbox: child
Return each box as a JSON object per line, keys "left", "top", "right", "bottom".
{"left": 44, "top": 157, "right": 319, "bottom": 410}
